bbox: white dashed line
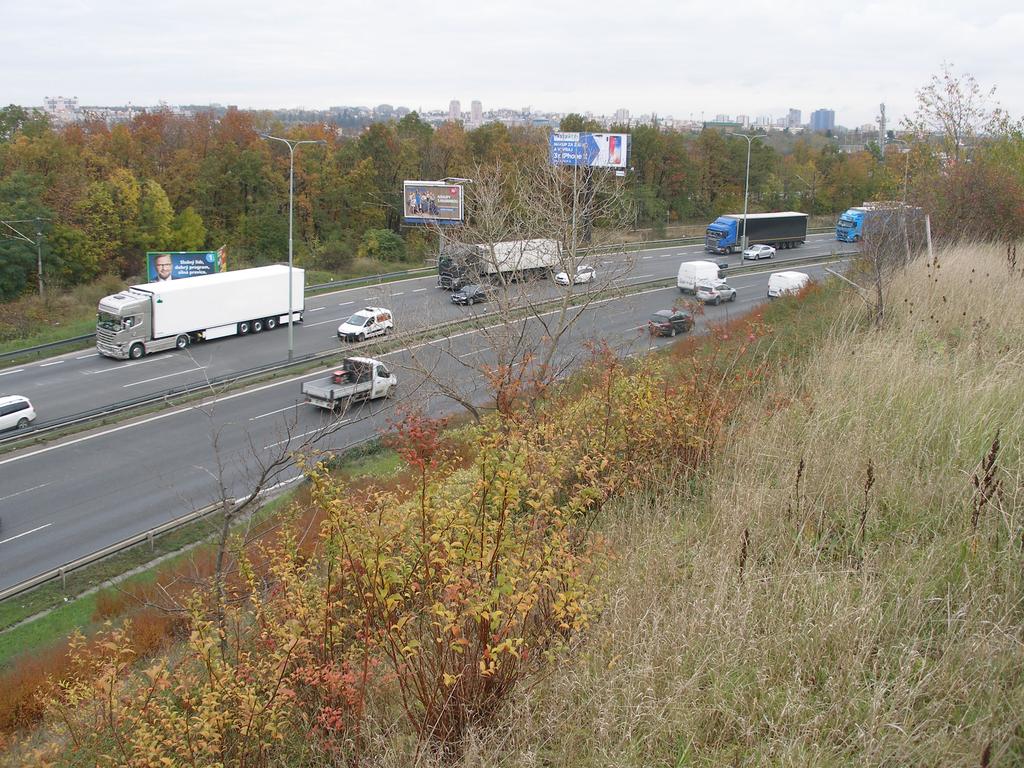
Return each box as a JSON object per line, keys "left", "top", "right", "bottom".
{"left": 123, "top": 366, "right": 207, "bottom": 387}
{"left": 263, "top": 421, "right": 349, "bottom": 450}
{"left": 0, "top": 522, "right": 51, "bottom": 545}
{"left": 0, "top": 482, "right": 50, "bottom": 503}
{"left": 0, "top": 368, "right": 25, "bottom": 377}
{"left": 308, "top": 306, "right": 326, "bottom": 312}
{"left": 40, "top": 360, "right": 65, "bottom": 367}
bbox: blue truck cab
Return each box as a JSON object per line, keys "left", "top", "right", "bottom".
{"left": 836, "top": 207, "right": 868, "bottom": 242}
{"left": 705, "top": 216, "right": 740, "bottom": 254}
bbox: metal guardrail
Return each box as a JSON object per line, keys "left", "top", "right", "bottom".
{"left": 0, "top": 229, "right": 838, "bottom": 363}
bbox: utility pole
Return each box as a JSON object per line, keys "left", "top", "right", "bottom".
{"left": 1, "top": 217, "right": 50, "bottom": 298}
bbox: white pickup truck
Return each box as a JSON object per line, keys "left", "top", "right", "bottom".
{"left": 301, "top": 357, "right": 397, "bottom": 411}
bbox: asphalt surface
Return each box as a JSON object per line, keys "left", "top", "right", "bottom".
{"left": 0, "top": 241, "right": 855, "bottom": 593}
{"left": 0, "top": 235, "right": 855, "bottom": 427}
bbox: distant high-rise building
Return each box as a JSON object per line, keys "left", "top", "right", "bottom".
{"left": 715, "top": 113, "right": 730, "bottom": 123}
{"left": 787, "top": 108, "right": 801, "bottom": 128}
{"left": 448, "top": 100, "right": 461, "bottom": 121}
{"left": 614, "top": 107, "right": 630, "bottom": 122}
{"left": 736, "top": 115, "right": 750, "bottom": 128}
{"left": 471, "top": 100, "right": 482, "bottom": 123}
{"left": 810, "top": 108, "right": 835, "bottom": 132}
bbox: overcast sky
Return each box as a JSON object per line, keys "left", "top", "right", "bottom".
{"left": 3, "top": 0, "right": 1022, "bottom": 128}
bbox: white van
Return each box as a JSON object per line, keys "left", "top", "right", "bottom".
{"left": 677, "top": 260, "right": 724, "bottom": 294}
{"left": 0, "top": 395, "right": 36, "bottom": 431}
{"left": 337, "top": 307, "right": 394, "bottom": 342}
{"left": 767, "top": 271, "right": 810, "bottom": 298}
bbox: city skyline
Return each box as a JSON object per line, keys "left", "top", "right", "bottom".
{"left": 4, "top": 0, "right": 1021, "bottom": 128}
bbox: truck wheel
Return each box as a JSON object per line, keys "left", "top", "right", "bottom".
{"left": 175, "top": 334, "right": 190, "bottom": 349}
{"left": 129, "top": 343, "right": 145, "bottom": 360}
{"left": 16, "top": 417, "right": 29, "bottom": 429}
{"left": 266, "top": 317, "right": 278, "bottom": 330}
{"left": 252, "top": 319, "right": 264, "bottom": 333}
{"left": 238, "top": 321, "right": 250, "bottom": 335}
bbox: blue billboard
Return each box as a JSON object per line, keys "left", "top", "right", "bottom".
{"left": 146, "top": 248, "right": 227, "bottom": 283}
{"left": 549, "top": 132, "right": 629, "bottom": 168}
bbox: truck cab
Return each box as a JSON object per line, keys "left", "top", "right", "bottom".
{"left": 705, "top": 217, "right": 739, "bottom": 254}
{"left": 96, "top": 290, "right": 153, "bottom": 360}
{"left": 836, "top": 208, "right": 867, "bottom": 242}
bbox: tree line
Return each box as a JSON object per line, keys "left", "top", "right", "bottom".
{"left": 1, "top": 66, "right": 1022, "bottom": 302}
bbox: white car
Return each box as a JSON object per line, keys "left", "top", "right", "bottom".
{"left": 696, "top": 281, "right": 737, "bottom": 305}
{"left": 554, "top": 265, "right": 596, "bottom": 285}
{"left": 337, "top": 307, "right": 394, "bottom": 342}
{"left": 742, "top": 244, "right": 776, "bottom": 260}
{"left": 767, "top": 271, "right": 810, "bottom": 298}
{"left": 0, "top": 395, "right": 36, "bottom": 431}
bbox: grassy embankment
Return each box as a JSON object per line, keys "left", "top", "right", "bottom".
{"left": 442, "top": 243, "right": 1024, "bottom": 766}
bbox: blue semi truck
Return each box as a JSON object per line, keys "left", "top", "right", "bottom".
{"left": 835, "top": 207, "right": 871, "bottom": 242}
{"left": 704, "top": 212, "right": 808, "bottom": 255}
{"left": 836, "top": 203, "right": 925, "bottom": 242}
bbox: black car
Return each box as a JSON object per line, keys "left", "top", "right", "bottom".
{"left": 648, "top": 309, "right": 693, "bottom": 337}
{"left": 451, "top": 284, "right": 489, "bottom": 305}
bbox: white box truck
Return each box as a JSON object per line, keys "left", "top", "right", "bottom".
{"left": 301, "top": 357, "right": 397, "bottom": 411}
{"left": 677, "top": 260, "right": 724, "bottom": 294}
{"left": 767, "top": 271, "right": 811, "bottom": 298}
{"left": 437, "top": 239, "right": 561, "bottom": 289}
{"left": 96, "top": 265, "right": 305, "bottom": 360}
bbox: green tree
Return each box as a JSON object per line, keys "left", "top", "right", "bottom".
{"left": 171, "top": 206, "right": 207, "bottom": 250}
{"left": 138, "top": 179, "right": 174, "bottom": 249}
{"left": 357, "top": 228, "right": 406, "bottom": 261}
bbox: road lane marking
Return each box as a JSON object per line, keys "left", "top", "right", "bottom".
{"left": 391, "top": 292, "right": 404, "bottom": 296}
{"left": 308, "top": 306, "right": 326, "bottom": 312}
{"left": 250, "top": 403, "right": 306, "bottom": 421}
{"left": 338, "top": 301, "right": 354, "bottom": 306}
{"left": 0, "top": 522, "right": 51, "bottom": 545}
{"left": 0, "top": 482, "right": 50, "bottom": 503}
{"left": 39, "top": 360, "right": 64, "bottom": 367}
{"left": 642, "top": 256, "right": 653, "bottom": 260}
{"left": 76, "top": 353, "right": 99, "bottom": 359}
{"left": 412, "top": 288, "right": 427, "bottom": 292}
{"left": 123, "top": 366, "right": 207, "bottom": 387}
{"left": 0, "top": 369, "right": 25, "bottom": 377}
{"left": 84, "top": 355, "right": 177, "bottom": 374}
{"left": 305, "top": 318, "right": 342, "bottom": 328}
{"left": 264, "top": 421, "right": 350, "bottom": 450}
{"left": 632, "top": 274, "right": 654, "bottom": 280}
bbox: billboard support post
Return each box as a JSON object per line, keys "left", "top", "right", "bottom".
{"left": 260, "top": 134, "right": 326, "bottom": 361}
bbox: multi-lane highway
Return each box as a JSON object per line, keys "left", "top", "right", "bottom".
{"left": 0, "top": 237, "right": 856, "bottom": 593}
{"left": 0, "top": 235, "right": 854, "bottom": 427}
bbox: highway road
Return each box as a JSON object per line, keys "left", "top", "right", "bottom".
{"left": 0, "top": 255, "right": 850, "bottom": 593}
{"left": 0, "top": 235, "right": 856, "bottom": 428}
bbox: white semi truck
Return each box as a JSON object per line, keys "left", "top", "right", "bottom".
{"left": 437, "top": 238, "right": 561, "bottom": 289}
{"left": 96, "top": 265, "right": 305, "bottom": 360}
{"left": 301, "top": 357, "right": 397, "bottom": 411}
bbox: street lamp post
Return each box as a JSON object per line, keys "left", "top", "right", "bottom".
{"left": 259, "top": 133, "right": 326, "bottom": 361}
{"left": 728, "top": 133, "right": 762, "bottom": 252}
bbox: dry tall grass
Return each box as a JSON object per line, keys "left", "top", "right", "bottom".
{"left": 425, "top": 243, "right": 1024, "bottom": 767}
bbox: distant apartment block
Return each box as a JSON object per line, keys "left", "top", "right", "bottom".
{"left": 810, "top": 108, "right": 835, "bottom": 132}
{"left": 448, "top": 100, "right": 461, "bottom": 121}
{"left": 787, "top": 108, "right": 801, "bottom": 128}
{"left": 614, "top": 107, "right": 630, "bottom": 122}
{"left": 471, "top": 100, "right": 482, "bottom": 123}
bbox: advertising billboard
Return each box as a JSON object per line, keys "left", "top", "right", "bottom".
{"left": 146, "top": 248, "right": 227, "bottom": 283}
{"left": 403, "top": 181, "right": 464, "bottom": 226}
{"left": 549, "top": 132, "right": 630, "bottom": 168}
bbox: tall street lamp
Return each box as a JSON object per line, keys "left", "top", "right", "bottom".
{"left": 728, "top": 133, "right": 762, "bottom": 252}
{"left": 260, "top": 133, "right": 326, "bottom": 361}
{"left": 886, "top": 138, "right": 911, "bottom": 203}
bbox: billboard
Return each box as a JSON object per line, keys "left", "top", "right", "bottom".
{"left": 549, "top": 132, "right": 629, "bottom": 168}
{"left": 403, "top": 181, "right": 464, "bottom": 226}
{"left": 146, "top": 248, "right": 227, "bottom": 283}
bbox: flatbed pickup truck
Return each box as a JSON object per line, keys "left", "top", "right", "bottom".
{"left": 301, "top": 356, "right": 397, "bottom": 411}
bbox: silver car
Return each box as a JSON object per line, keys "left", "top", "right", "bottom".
{"left": 695, "top": 282, "right": 737, "bottom": 305}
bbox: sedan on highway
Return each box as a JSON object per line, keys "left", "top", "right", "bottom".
{"left": 648, "top": 309, "right": 694, "bottom": 337}
{"left": 0, "top": 395, "right": 36, "bottom": 431}
{"left": 451, "top": 284, "right": 490, "bottom": 305}
{"left": 554, "top": 265, "right": 597, "bottom": 286}
{"left": 742, "top": 243, "right": 776, "bottom": 260}
{"left": 696, "top": 282, "right": 738, "bottom": 305}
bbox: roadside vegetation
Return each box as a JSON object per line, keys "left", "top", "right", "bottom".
{"left": 3, "top": 240, "right": 1019, "bottom": 764}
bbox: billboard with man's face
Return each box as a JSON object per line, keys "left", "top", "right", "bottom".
{"left": 403, "top": 181, "right": 464, "bottom": 226}
{"left": 146, "top": 248, "right": 227, "bottom": 282}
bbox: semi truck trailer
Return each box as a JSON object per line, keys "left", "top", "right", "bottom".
{"left": 836, "top": 202, "right": 925, "bottom": 243}
{"left": 96, "top": 265, "right": 304, "bottom": 360}
{"left": 301, "top": 357, "right": 397, "bottom": 411}
{"left": 705, "top": 212, "right": 808, "bottom": 254}
{"left": 437, "top": 239, "right": 561, "bottom": 289}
